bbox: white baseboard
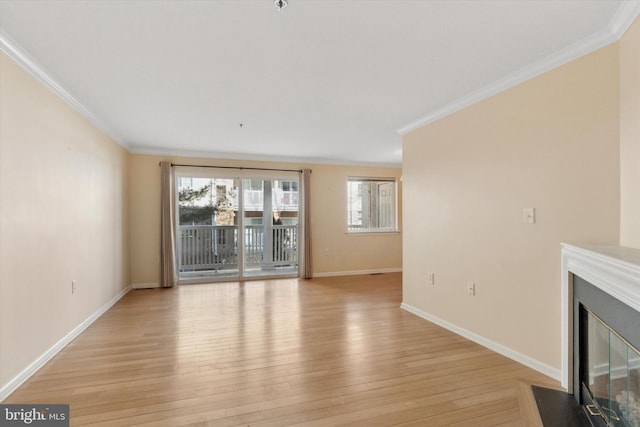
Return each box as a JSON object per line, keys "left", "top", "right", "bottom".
{"left": 131, "top": 282, "right": 160, "bottom": 289}
{"left": 400, "top": 302, "right": 561, "bottom": 382}
{"left": 0, "top": 286, "right": 131, "bottom": 402}
{"left": 313, "top": 268, "right": 402, "bottom": 278}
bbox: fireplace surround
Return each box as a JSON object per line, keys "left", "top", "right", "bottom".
{"left": 561, "top": 244, "right": 640, "bottom": 425}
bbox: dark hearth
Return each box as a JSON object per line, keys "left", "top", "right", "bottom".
{"left": 532, "top": 386, "right": 591, "bottom": 427}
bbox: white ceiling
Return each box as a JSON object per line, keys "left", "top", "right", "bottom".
{"left": 1, "top": 0, "right": 638, "bottom": 167}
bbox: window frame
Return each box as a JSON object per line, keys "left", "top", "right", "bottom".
{"left": 346, "top": 176, "right": 398, "bottom": 234}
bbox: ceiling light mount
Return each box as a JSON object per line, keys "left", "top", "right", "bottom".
{"left": 274, "top": 0, "right": 288, "bottom": 12}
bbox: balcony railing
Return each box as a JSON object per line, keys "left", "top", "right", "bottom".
{"left": 179, "top": 224, "right": 298, "bottom": 272}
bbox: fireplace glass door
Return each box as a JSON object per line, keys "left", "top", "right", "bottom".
{"left": 585, "top": 310, "right": 640, "bottom": 427}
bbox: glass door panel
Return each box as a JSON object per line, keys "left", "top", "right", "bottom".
{"left": 242, "top": 178, "right": 299, "bottom": 278}
{"left": 586, "top": 310, "right": 640, "bottom": 427}
{"left": 177, "top": 176, "right": 239, "bottom": 280}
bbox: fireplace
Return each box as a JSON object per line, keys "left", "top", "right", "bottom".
{"left": 575, "top": 275, "right": 640, "bottom": 426}
{"left": 562, "top": 244, "right": 640, "bottom": 426}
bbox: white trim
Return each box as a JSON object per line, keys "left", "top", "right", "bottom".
{"left": 0, "top": 30, "right": 128, "bottom": 149}
{"left": 131, "top": 282, "right": 160, "bottom": 289}
{"left": 400, "top": 302, "right": 561, "bottom": 382}
{"left": 0, "top": 286, "right": 131, "bottom": 402}
{"left": 561, "top": 244, "right": 640, "bottom": 391}
{"left": 130, "top": 146, "right": 401, "bottom": 169}
{"left": 312, "top": 268, "right": 402, "bottom": 278}
{"left": 609, "top": 1, "right": 640, "bottom": 39}
{"left": 398, "top": 2, "right": 640, "bottom": 135}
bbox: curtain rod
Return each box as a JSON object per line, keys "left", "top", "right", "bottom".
{"left": 161, "top": 162, "right": 309, "bottom": 174}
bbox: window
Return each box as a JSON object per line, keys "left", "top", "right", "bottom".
{"left": 279, "top": 180, "right": 299, "bottom": 208}
{"left": 347, "top": 177, "right": 397, "bottom": 232}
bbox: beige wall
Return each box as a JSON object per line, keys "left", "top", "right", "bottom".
{"left": 0, "top": 52, "right": 130, "bottom": 388}
{"left": 402, "top": 44, "right": 620, "bottom": 372}
{"left": 620, "top": 17, "right": 640, "bottom": 249}
{"left": 129, "top": 154, "right": 402, "bottom": 285}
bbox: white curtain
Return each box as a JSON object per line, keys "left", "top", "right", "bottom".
{"left": 300, "top": 169, "right": 312, "bottom": 279}
{"left": 160, "top": 161, "right": 177, "bottom": 287}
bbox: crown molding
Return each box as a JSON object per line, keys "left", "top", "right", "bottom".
{"left": 398, "top": 1, "right": 640, "bottom": 135}
{"left": 129, "top": 145, "right": 402, "bottom": 169}
{"left": 0, "top": 30, "right": 129, "bottom": 149}
{"left": 0, "top": 29, "right": 399, "bottom": 167}
{"left": 609, "top": 0, "right": 640, "bottom": 38}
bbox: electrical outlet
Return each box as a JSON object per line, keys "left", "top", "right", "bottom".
{"left": 467, "top": 282, "right": 476, "bottom": 296}
{"left": 323, "top": 248, "right": 329, "bottom": 256}
{"left": 72, "top": 280, "right": 78, "bottom": 294}
{"left": 427, "top": 272, "right": 435, "bottom": 285}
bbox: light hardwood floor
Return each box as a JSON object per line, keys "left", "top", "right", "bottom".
{"left": 5, "top": 273, "right": 558, "bottom": 426}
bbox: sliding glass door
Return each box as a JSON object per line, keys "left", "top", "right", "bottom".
{"left": 175, "top": 170, "right": 299, "bottom": 281}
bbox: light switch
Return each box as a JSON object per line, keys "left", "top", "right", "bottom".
{"left": 523, "top": 208, "right": 535, "bottom": 224}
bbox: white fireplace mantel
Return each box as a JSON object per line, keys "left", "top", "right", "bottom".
{"left": 561, "top": 244, "right": 640, "bottom": 391}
